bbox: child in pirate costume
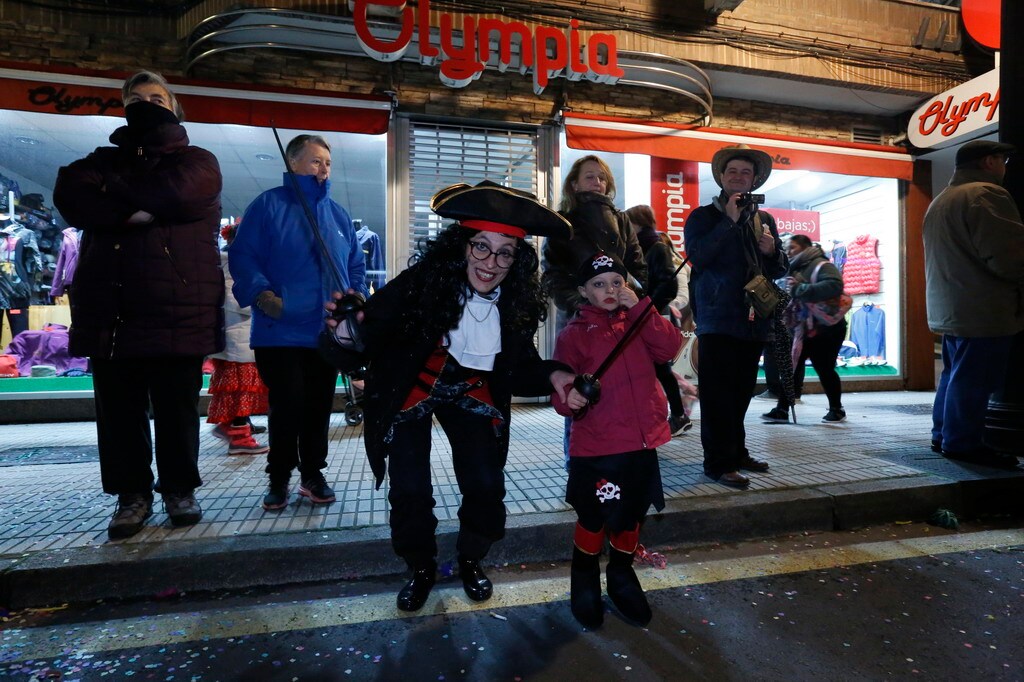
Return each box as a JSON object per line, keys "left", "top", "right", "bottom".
{"left": 327, "top": 181, "right": 576, "bottom": 613}
{"left": 552, "top": 252, "right": 683, "bottom": 628}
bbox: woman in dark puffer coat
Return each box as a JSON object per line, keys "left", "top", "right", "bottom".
{"left": 53, "top": 70, "right": 224, "bottom": 540}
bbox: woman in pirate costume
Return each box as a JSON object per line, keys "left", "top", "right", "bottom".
{"left": 328, "top": 181, "right": 575, "bottom": 612}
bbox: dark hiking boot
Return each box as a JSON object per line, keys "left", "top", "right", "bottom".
{"left": 107, "top": 493, "right": 153, "bottom": 540}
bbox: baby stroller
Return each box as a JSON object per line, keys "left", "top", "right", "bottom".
{"left": 342, "top": 368, "right": 365, "bottom": 426}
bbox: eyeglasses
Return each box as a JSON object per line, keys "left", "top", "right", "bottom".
{"left": 468, "top": 241, "right": 516, "bottom": 269}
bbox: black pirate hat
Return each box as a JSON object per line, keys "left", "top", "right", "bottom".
{"left": 431, "top": 180, "right": 572, "bottom": 240}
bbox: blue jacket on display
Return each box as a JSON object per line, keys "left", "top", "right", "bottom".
{"left": 229, "top": 173, "right": 368, "bottom": 349}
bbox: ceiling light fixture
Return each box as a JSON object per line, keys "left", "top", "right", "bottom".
{"left": 255, "top": 153, "right": 274, "bottom": 161}
{"left": 16, "top": 136, "right": 40, "bottom": 145}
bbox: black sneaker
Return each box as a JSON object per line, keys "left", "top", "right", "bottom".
{"left": 761, "top": 407, "right": 790, "bottom": 423}
{"left": 263, "top": 481, "right": 290, "bottom": 511}
{"left": 299, "top": 474, "right": 336, "bottom": 504}
{"left": 822, "top": 408, "right": 847, "bottom": 423}
{"left": 108, "top": 493, "right": 153, "bottom": 540}
{"left": 668, "top": 414, "right": 693, "bottom": 436}
{"left": 163, "top": 492, "right": 202, "bottom": 527}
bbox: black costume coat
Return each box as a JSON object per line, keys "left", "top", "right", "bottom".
{"left": 356, "top": 267, "right": 570, "bottom": 488}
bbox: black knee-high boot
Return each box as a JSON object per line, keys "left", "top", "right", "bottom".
{"left": 570, "top": 546, "right": 603, "bottom": 629}
{"left": 606, "top": 548, "right": 651, "bottom": 626}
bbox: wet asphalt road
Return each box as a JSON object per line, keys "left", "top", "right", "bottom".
{"left": 2, "top": 522, "right": 1022, "bottom": 681}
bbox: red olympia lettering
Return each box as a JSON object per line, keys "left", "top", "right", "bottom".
{"left": 28, "top": 85, "right": 121, "bottom": 115}
{"left": 352, "top": 0, "right": 624, "bottom": 94}
{"left": 917, "top": 90, "right": 1000, "bottom": 138}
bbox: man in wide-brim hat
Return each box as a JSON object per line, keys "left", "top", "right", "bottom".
{"left": 683, "top": 143, "right": 788, "bottom": 490}
{"left": 710, "top": 144, "right": 774, "bottom": 192}
{"left": 327, "top": 180, "right": 576, "bottom": 614}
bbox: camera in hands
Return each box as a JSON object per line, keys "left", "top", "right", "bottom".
{"left": 737, "top": 193, "right": 765, "bottom": 207}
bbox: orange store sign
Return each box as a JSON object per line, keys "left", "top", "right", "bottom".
{"left": 352, "top": 0, "right": 624, "bottom": 94}
{"left": 907, "top": 68, "right": 999, "bottom": 150}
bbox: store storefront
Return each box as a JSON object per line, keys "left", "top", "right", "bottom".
{"left": 0, "top": 0, "right": 946, "bottom": 418}
{"left": 0, "top": 63, "right": 391, "bottom": 416}
{"left": 558, "top": 114, "right": 919, "bottom": 388}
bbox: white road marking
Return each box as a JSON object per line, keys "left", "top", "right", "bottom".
{"left": 3, "top": 529, "right": 1021, "bottom": 663}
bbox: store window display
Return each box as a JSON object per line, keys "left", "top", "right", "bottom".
{"left": 559, "top": 139, "right": 903, "bottom": 383}
{"left": 0, "top": 102, "right": 388, "bottom": 398}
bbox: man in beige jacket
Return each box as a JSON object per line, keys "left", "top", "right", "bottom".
{"left": 924, "top": 139, "right": 1024, "bottom": 470}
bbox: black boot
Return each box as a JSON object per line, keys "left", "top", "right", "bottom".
{"left": 570, "top": 547, "right": 603, "bottom": 629}
{"left": 606, "top": 548, "right": 651, "bottom": 626}
{"left": 458, "top": 557, "right": 493, "bottom": 602}
{"left": 397, "top": 563, "right": 437, "bottom": 612}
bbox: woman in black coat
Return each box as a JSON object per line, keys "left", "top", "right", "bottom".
{"left": 53, "top": 70, "right": 223, "bottom": 540}
{"left": 328, "top": 181, "right": 575, "bottom": 613}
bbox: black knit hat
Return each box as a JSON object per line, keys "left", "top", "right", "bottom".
{"left": 576, "top": 251, "right": 627, "bottom": 286}
{"left": 431, "top": 180, "right": 572, "bottom": 240}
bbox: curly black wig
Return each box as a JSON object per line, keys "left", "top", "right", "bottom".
{"left": 397, "top": 224, "right": 548, "bottom": 345}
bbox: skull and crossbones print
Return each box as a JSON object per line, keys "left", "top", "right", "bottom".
{"left": 595, "top": 478, "right": 621, "bottom": 503}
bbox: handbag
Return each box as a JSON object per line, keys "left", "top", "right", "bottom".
{"left": 742, "top": 212, "right": 783, "bottom": 319}
{"left": 744, "top": 274, "right": 782, "bottom": 318}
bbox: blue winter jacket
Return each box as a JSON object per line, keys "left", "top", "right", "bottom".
{"left": 229, "top": 173, "right": 368, "bottom": 349}
{"left": 684, "top": 196, "right": 788, "bottom": 341}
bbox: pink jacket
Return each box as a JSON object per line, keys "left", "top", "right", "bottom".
{"left": 552, "top": 298, "right": 683, "bottom": 457}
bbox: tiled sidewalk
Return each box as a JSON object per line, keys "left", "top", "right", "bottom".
{"left": 0, "top": 391, "right": 938, "bottom": 556}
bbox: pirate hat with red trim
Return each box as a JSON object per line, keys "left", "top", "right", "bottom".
{"left": 431, "top": 180, "right": 572, "bottom": 240}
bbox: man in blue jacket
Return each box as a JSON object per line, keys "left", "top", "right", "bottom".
{"left": 684, "top": 144, "right": 788, "bottom": 488}
{"left": 230, "top": 134, "right": 368, "bottom": 510}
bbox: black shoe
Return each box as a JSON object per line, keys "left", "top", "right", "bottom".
{"left": 606, "top": 548, "right": 651, "bottom": 626}
{"left": 822, "top": 408, "right": 847, "bottom": 423}
{"left": 458, "top": 557, "right": 493, "bottom": 602}
{"left": 247, "top": 417, "right": 267, "bottom": 435}
{"left": 299, "top": 474, "right": 336, "bottom": 504}
{"left": 668, "top": 414, "right": 692, "bottom": 436}
{"left": 570, "top": 547, "right": 604, "bottom": 629}
{"left": 930, "top": 439, "right": 942, "bottom": 454}
{"left": 262, "top": 481, "right": 290, "bottom": 511}
{"left": 397, "top": 566, "right": 437, "bottom": 612}
{"left": 739, "top": 455, "right": 770, "bottom": 472}
{"left": 761, "top": 407, "right": 790, "bottom": 423}
{"left": 942, "top": 446, "right": 1020, "bottom": 470}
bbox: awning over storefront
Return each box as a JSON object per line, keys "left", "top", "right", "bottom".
{"left": 0, "top": 62, "right": 392, "bottom": 134}
{"left": 565, "top": 113, "right": 914, "bottom": 180}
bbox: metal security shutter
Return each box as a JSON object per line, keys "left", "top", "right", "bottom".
{"left": 405, "top": 121, "right": 540, "bottom": 259}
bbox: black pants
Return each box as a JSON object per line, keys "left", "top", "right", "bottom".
{"left": 2, "top": 297, "right": 30, "bottom": 339}
{"left": 781, "top": 320, "right": 847, "bottom": 410}
{"left": 91, "top": 355, "right": 204, "bottom": 496}
{"left": 696, "top": 334, "right": 763, "bottom": 477}
{"left": 654, "top": 362, "right": 685, "bottom": 417}
{"left": 255, "top": 347, "right": 338, "bottom": 484}
{"left": 387, "top": 402, "right": 507, "bottom": 569}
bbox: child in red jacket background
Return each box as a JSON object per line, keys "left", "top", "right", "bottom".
{"left": 552, "top": 251, "right": 683, "bottom": 629}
